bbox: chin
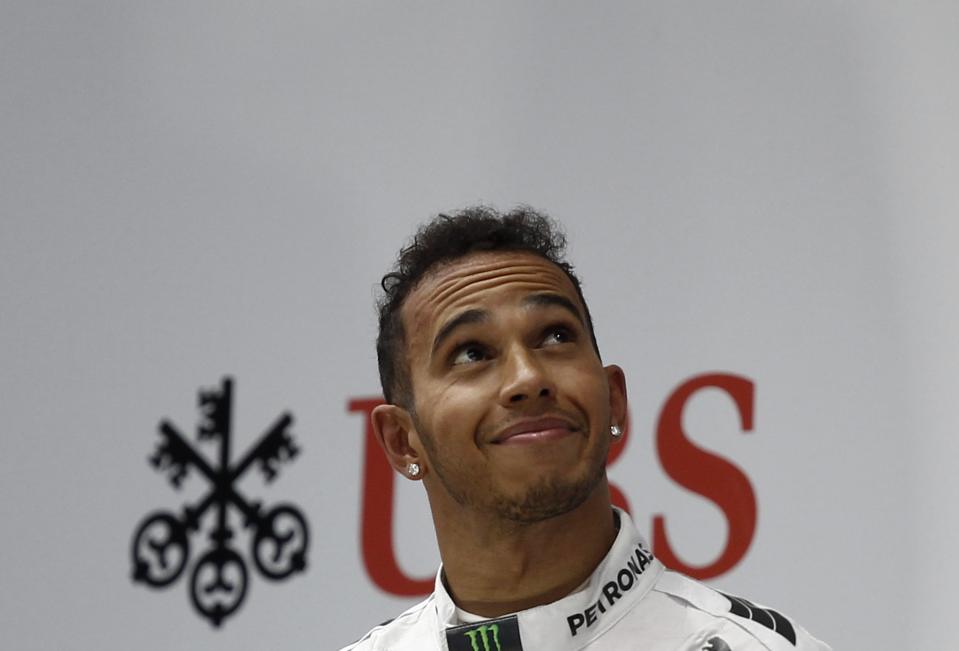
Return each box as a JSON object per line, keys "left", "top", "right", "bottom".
{"left": 491, "top": 464, "right": 605, "bottom": 524}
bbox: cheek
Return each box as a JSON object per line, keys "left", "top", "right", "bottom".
{"left": 415, "top": 384, "right": 486, "bottom": 446}
{"left": 559, "top": 362, "right": 610, "bottom": 412}
{"left": 434, "top": 389, "right": 483, "bottom": 432}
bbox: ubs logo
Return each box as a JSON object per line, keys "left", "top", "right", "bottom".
{"left": 129, "top": 377, "right": 309, "bottom": 626}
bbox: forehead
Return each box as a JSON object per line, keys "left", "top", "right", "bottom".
{"left": 402, "top": 251, "right": 582, "bottom": 341}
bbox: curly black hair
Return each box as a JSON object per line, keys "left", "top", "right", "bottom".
{"left": 376, "top": 205, "right": 599, "bottom": 406}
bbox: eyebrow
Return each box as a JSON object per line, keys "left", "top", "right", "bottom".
{"left": 522, "top": 293, "right": 585, "bottom": 326}
{"left": 430, "top": 293, "right": 585, "bottom": 357}
{"left": 431, "top": 308, "right": 489, "bottom": 356}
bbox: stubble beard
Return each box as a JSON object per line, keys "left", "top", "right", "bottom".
{"left": 415, "top": 416, "right": 608, "bottom": 524}
{"left": 489, "top": 457, "right": 607, "bottom": 523}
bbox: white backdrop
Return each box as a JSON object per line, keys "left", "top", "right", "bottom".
{"left": 2, "top": 2, "right": 957, "bottom": 650}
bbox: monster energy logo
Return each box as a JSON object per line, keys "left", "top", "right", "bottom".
{"left": 446, "top": 614, "right": 522, "bottom": 651}
{"left": 464, "top": 624, "right": 501, "bottom": 651}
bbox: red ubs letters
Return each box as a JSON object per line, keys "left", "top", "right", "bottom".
{"left": 348, "top": 372, "right": 757, "bottom": 596}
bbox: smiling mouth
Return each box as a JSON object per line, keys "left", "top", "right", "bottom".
{"left": 492, "top": 418, "right": 580, "bottom": 445}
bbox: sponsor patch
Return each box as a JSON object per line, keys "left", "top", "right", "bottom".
{"left": 446, "top": 615, "right": 524, "bottom": 651}
{"left": 723, "top": 593, "right": 797, "bottom": 646}
{"left": 566, "top": 543, "right": 655, "bottom": 637}
{"left": 704, "top": 637, "right": 732, "bottom": 651}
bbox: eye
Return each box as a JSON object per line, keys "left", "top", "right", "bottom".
{"left": 542, "top": 325, "right": 575, "bottom": 346}
{"left": 451, "top": 343, "right": 490, "bottom": 366}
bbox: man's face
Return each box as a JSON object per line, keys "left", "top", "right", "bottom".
{"left": 400, "top": 250, "right": 624, "bottom": 523}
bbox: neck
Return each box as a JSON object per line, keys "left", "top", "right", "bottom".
{"left": 430, "top": 481, "right": 617, "bottom": 618}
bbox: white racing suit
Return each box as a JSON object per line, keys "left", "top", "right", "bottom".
{"left": 340, "top": 509, "right": 831, "bottom": 651}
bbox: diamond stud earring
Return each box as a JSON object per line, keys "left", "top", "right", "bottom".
{"left": 610, "top": 425, "right": 623, "bottom": 440}
{"left": 406, "top": 462, "right": 421, "bottom": 478}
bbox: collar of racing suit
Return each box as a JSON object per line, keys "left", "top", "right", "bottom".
{"left": 433, "top": 507, "right": 664, "bottom": 650}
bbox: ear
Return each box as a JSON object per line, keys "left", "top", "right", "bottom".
{"left": 371, "top": 403, "right": 426, "bottom": 478}
{"left": 604, "top": 364, "right": 628, "bottom": 432}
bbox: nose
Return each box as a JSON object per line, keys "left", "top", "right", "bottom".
{"left": 498, "top": 346, "right": 557, "bottom": 406}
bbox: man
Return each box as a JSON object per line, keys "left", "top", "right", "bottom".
{"left": 341, "top": 207, "right": 830, "bottom": 650}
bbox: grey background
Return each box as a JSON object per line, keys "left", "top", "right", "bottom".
{"left": 2, "top": 2, "right": 956, "bottom": 649}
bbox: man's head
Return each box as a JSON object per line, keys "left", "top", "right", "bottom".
{"left": 371, "top": 206, "right": 626, "bottom": 525}
{"left": 376, "top": 206, "right": 599, "bottom": 407}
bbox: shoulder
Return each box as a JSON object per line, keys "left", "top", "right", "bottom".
{"left": 337, "top": 595, "right": 438, "bottom": 651}
{"left": 652, "top": 570, "right": 832, "bottom": 651}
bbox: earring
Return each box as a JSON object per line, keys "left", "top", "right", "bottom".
{"left": 406, "top": 462, "right": 421, "bottom": 478}
{"left": 610, "top": 425, "right": 623, "bottom": 440}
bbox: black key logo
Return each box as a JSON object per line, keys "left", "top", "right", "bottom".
{"left": 130, "top": 377, "right": 309, "bottom": 626}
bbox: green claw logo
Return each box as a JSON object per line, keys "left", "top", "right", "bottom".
{"left": 464, "top": 624, "right": 501, "bottom": 651}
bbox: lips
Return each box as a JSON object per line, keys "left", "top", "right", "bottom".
{"left": 492, "top": 417, "right": 579, "bottom": 445}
